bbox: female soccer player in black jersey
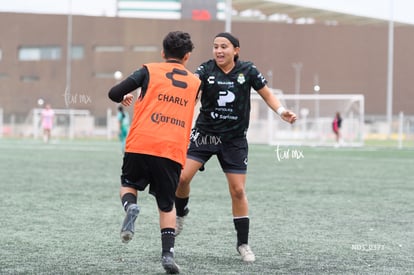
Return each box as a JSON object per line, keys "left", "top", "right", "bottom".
{"left": 175, "top": 32, "right": 297, "bottom": 263}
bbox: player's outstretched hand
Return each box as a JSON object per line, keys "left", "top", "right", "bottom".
{"left": 122, "top": 94, "right": 134, "bottom": 107}
{"left": 281, "top": 110, "right": 297, "bottom": 124}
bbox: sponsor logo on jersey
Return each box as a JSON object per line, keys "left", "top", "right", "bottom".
{"left": 217, "top": 90, "right": 235, "bottom": 106}
{"left": 151, "top": 112, "right": 185, "bottom": 128}
{"left": 210, "top": 111, "right": 238, "bottom": 121}
{"left": 158, "top": 93, "right": 188, "bottom": 106}
{"left": 165, "top": 68, "right": 189, "bottom": 88}
{"left": 217, "top": 81, "right": 234, "bottom": 85}
{"left": 207, "top": 76, "right": 215, "bottom": 84}
{"left": 210, "top": 112, "right": 219, "bottom": 119}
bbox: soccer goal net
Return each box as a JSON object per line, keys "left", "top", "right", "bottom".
{"left": 30, "top": 108, "right": 93, "bottom": 139}
{"left": 248, "top": 90, "right": 364, "bottom": 147}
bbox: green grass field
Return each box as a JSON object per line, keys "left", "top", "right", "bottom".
{"left": 1, "top": 138, "right": 413, "bottom": 274}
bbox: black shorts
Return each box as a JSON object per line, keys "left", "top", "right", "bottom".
{"left": 187, "top": 130, "right": 248, "bottom": 174}
{"left": 120, "top": 153, "right": 181, "bottom": 212}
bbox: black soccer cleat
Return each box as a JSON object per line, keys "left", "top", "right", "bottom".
{"left": 162, "top": 255, "right": 180, "bottom": 274}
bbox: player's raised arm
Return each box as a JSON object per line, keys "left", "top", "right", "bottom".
{"left": 256, "top": 85, "right": 297, "bottom": 124}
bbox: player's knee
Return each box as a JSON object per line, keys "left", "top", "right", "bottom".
{"left": 179, "top": 174, "right": 191, "bottom": 186}
{"left": 159, "top": 204, "right": 173, "bottom": 212}
{"left": 231, "top": 187, "right": 246, "bottom": 201}
{"left": 157, "top": 199, "right": 174, "bottom": 212}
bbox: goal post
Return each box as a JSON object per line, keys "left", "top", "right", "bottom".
{"left": 248, "top": 90, "right": 365, "bottom": 147}
{"left": 32, "top": 108, "right": 93, "bottom": 139}
{"left": 0, "top": 108, "right": 3, "bottom": 138}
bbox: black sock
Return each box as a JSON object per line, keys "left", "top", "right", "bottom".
{"left": 234, "top": 217, "right": 249, "bottom": 247}
{"left": 175, "top": 197, "right": 189, "bottom": 217}
{"left": 121, "top": 193, "right": 137, "bottom": 211}
{"left": 161, "top": 228, "right": 175, "bottom": 257}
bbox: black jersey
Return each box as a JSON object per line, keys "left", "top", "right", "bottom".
{"left": 194, "top": 59, "right": 267, "bottom": 140}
